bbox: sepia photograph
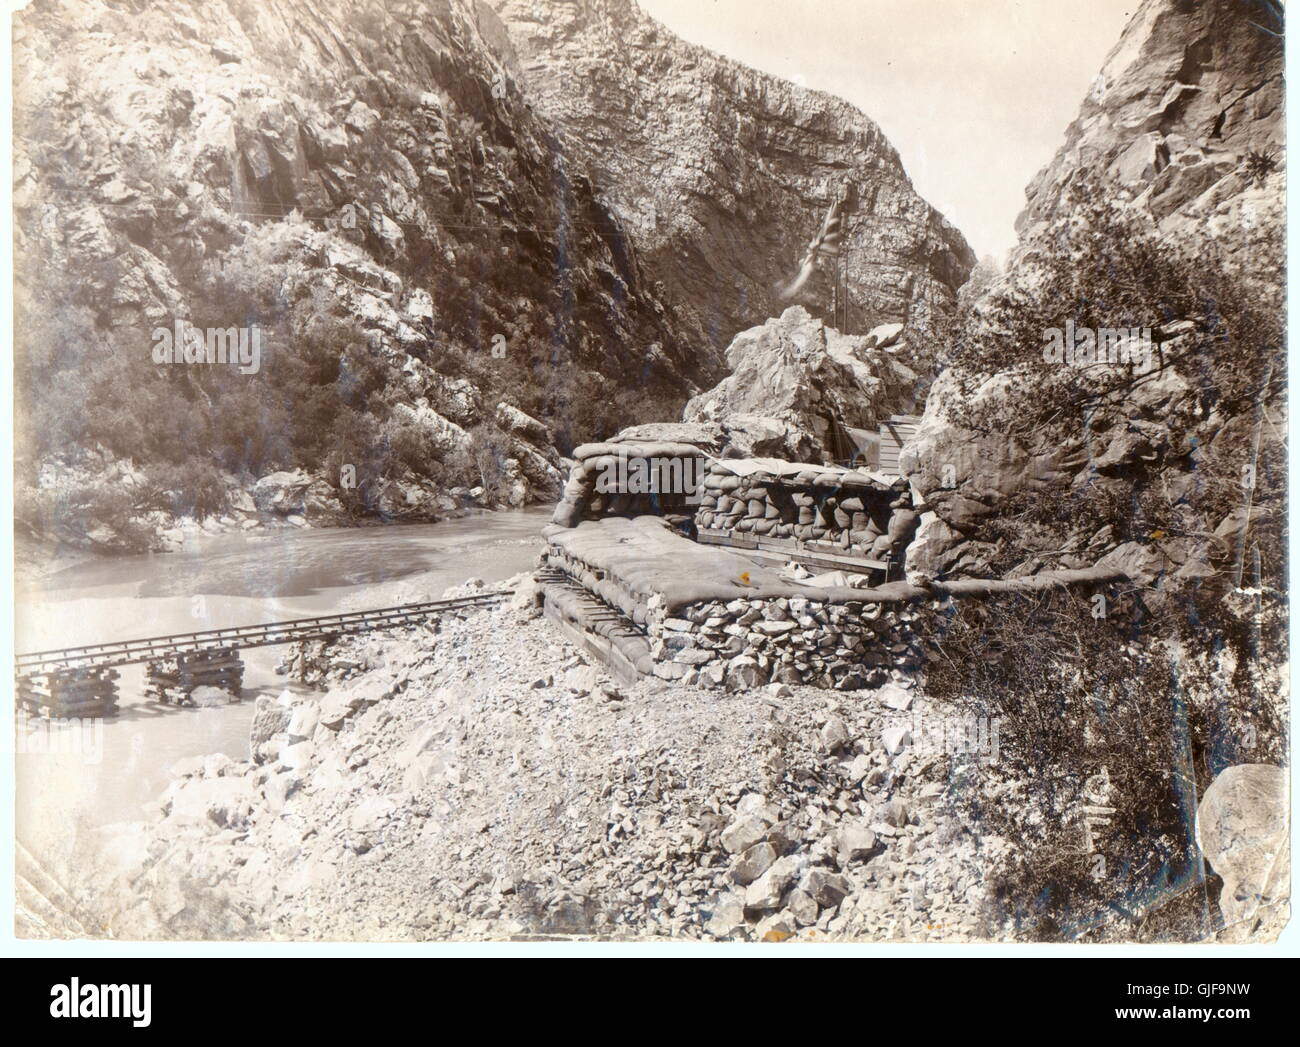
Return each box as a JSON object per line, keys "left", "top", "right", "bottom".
{"left": 3, "top": 0, "right": 1292, "bottom": 976}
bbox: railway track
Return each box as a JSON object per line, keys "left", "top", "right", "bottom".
{"left": 16, "top": 591, "right": 509, "bottom": 676}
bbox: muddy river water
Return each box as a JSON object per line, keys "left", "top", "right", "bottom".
{"left": 14, "top": 508, "right": 552, "bottom": 856}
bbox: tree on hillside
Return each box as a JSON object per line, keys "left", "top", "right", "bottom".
{"left": 917, "top": 170, "right": 1287, "bottom": 942}
{"left": 938, "top": 170, "right": 1285, "bottom": 592}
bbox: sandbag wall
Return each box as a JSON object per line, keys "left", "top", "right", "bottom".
{"left": 543, "top": 541, "right": 657, "bottom": 629}
{"left": 551, "top": 440, "right": 709, "bottom": 529}
{"left": 693, "top": 463, "right": 919, "bottom": 563}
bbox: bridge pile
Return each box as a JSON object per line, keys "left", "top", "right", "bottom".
{"left": 146, "top": 648, "right": 245, "bottom": 704}
{"left": 18, "top": 667, "right": 120, "bottom": 718}
{"left": 14, "top": 592, "right": 507, "bottom": 719}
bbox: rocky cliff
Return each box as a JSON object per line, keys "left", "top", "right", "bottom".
{"left": 1016, "top": 0, "right": 1283, "bottom": 249}
{"left": 12, "top": 0, "right": 709, "bottom": 548}
{"left": 901, "top": 0, "right": 1286, "bottom": 586}
{"left": 14, "top": 0, "right": 973, "bottom": 553}
{"left": 489, "top": 0, "right": 974, "bottom": 351}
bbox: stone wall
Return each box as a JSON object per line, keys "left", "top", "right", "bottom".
{"left": 648, "top": 595, "right": 923, "bottom": 692}
{"left": 541, "top": 515, "right": 928, "bottom": 691}
{"left": 551, "top": 439, "right": 921, "bottom": 574}
{"left": 542, "top": 443, "right": 1128, "bottom": 690}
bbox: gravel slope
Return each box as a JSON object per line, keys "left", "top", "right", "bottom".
{"left": 83, "top": 577, "right": 1005, "bottom": 942}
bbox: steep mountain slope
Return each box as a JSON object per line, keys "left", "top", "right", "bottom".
{"left": 890, "top": 1, "right": 1286, "bottom": 942}
{"left": 12, "top": 0, "right": 711, "bottom": 548}
{"left": 1016, "top": 0, "right": 1283, "bottom": 247}
{"left": 902, "top": 0, "right": 1285, "bottom": 584}
{"left": 489, "top": 0, "right": 974, "bottom": 351}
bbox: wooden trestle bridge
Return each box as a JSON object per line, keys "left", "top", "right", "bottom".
{"left": 15, "top": 591, "right": 508, "bottom": 718}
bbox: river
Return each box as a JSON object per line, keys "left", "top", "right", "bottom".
{"left": 14, "top": 508, "right": 552, "bottom": 868}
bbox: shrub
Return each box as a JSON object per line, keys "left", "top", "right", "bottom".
{"left": 918, "top": 170, "right": 1287, "bottom": 939}
{"left": 914, "top": 587, "right": 1284, "bottom": 941}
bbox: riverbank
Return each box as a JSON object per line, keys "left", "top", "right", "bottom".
{"left": 13, "top": 501, "right": 548, "bottom": 591}
{"left": 43, "top": 579, "right": 1003, "bottom": 942}
{"left": 14, "top": 510, "right": 556, "bottom": 939}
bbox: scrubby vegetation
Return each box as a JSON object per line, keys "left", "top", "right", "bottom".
{"left": 923, "top": 174, "right": 1287, "bottom": 940}
{"left": 914, "top": 586, "right": 1284, "bottom": 941}
{"left": 12, "top": 0, "right": 708, "bottom": 551}
{"left": 13, "top": 200, "right": 692, "bottom": 547}
{"left": 944, "top": 172, "right": 1284, "bottom": 584}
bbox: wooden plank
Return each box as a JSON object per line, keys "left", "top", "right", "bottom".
{"left": 543, "top": 593, "right": 646, "bottom": 684}
{"left": 696, "top": 528, "right": 889, "bottom": 575}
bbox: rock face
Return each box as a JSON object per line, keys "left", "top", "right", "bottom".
{"left": 1196, "top": 764, "right": 1289, "bottom": 940}
{"left": 11, "top": 0, "right": 701, "bottom": 547}
{"left": 683, "top": 307, "right": 919, "bottom": 462}
{"left": 900, "top": 0, "right": 1285, "bottom": 582}
{"left": 900, "top": 363, "right": 1188, "bottom": 581}
{"left": 489, "top": 0, "right": 974, "bottom": 349}
{"left": 1017, "top": 0, "right": 1283, "bottom": 248}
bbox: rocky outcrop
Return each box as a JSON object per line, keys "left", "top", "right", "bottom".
{"left": 12, "top": 0, "right": 704, "bottom": 548}
{"left": 683, "top": 307, "right": 919, "bottom": 462}
{"left": 900, "top": 0, "right": 1285, "bottom": 583}
{"left": 1196, "top": 764, "right": 1289, "bottom": 941}
{"left": 489, "top": 0, "right": 974, "bottom": 349}
{"left": 1016, "top": 0, "right": 1283, "bottom": 251}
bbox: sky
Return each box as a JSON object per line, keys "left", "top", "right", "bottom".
{"left": 637, "top": 0, "right": 1138, "bottom": 260}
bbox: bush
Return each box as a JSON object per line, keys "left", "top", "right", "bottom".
{"left": 938, "top": 170, "right": 1285, "bottom": 596}
{"left": 140, "top": 461, "right": 230, "bottom": 520}
{"left": 913, "top": 588, "right": 1284, "bottom": 941}
{"left": 917, "top": 170, "right": 1287, "bottom": 939}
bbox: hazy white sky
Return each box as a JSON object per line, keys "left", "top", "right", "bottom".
{"left": 637, "top": 0, "right": 1138, "bottom": 259}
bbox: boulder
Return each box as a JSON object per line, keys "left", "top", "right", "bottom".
{"left": 801, "top": 868, "right": 852, "bottom": 909}
{"left": 724, "top": 654, "right": 767, "bottom": 691}
{"left": 249, "top": 694, "right": 292, "bottom": 763}
{"left": 1196, "top": 764, "right": 1289, "bottom": 937}
{"left": 252, "top": 470, "right": 345, "bottom": 520}
{"left": 720, "top": 815, "right": 768, "bottom": 856}
{"left": 755, "top": 911, "right": 797, "bottom": 942}
{"left": 878, "top": 797, "right": 912, "bottom": 827}
{"left": 881, "top": 725, "right": 912, "bottom": 755}
{"left": 683, "top": 306, "right": 918, "bottom": 463}
{"left": 731, "top": 843, "right": 778, "bottom": 886}
{"left": 705, "top": 893, "right": 748, "bottom": 939}
{"left": 744, "top": 856, "right": 800, "bottom": 911}
{"left": 819, "top": 715, "right": 851, "bottom": 753}
{"left": 786, "top": 888, "right": 819, "bottom": 927}
{"left": 837, "top": 821, "right": 878, "bottom": 863}
{"left": 286, "top": 702, "right": 319, "bottom": 741}
{"left": 166, "top": 775, "right": 254, "bottom": 830}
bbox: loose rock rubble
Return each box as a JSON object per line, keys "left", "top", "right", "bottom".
{"left": 96, "top": 578, "right": 1005, "bottom": 941}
